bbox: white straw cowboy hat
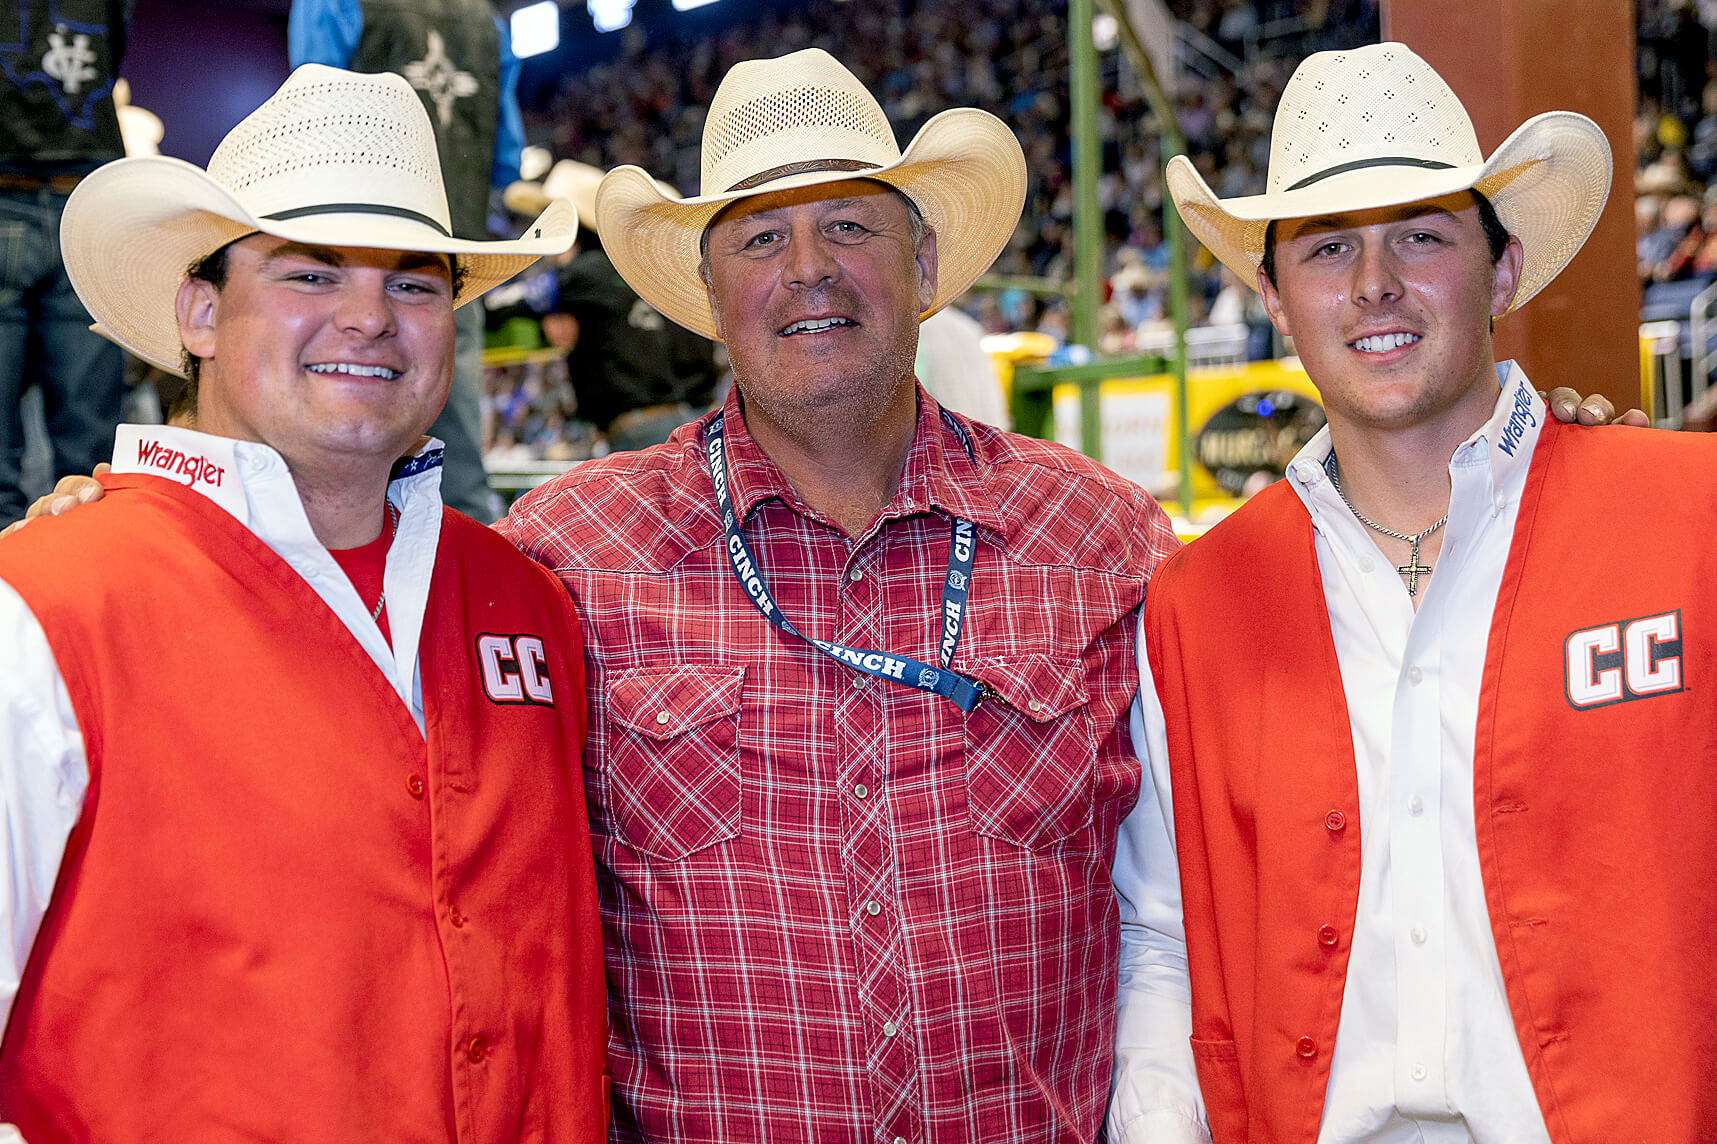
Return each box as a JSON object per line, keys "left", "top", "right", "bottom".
{"left": 504, "top": 159, "right": 677, "bottom": 239}
{"left": 1167, "top": 42, "right": 1612, "bottom": 312}
{"left": 60, "top": 64, "right": 578, "bottom": 376}
{"left": 595, "top": 48, "right": 1027, "bottom": 340}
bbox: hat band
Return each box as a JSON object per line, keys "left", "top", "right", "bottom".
{"left": 725, "top": 158, "right": 880, "bottom": 193}
{"left": 1284, "top": 155, "right": 1456, "bottom": 193}
{"left": 262, "top": 202, "right": 453, "bottom": 237}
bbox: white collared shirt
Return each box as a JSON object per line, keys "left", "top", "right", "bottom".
{"left": 0, "top": 425, "right": 447, "bottom": 1030}
{"left": 1110, "top": 363, "right": 1553, "bottom": 1144}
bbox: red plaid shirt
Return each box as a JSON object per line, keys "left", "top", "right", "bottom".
{"left": 499, "top": 385, "right": 1178, "bottom": 1143}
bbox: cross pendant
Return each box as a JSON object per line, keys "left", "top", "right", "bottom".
{"left": 1397, "top": 541, "right": 1433, "bottom": 596}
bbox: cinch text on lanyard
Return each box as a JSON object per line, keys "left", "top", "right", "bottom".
{"left": 706, "top": 410, "right": 987, "bottom": 712}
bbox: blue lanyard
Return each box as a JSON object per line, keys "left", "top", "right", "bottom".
{"left": 706, "top": 411, "right": 987, "bottom": 712}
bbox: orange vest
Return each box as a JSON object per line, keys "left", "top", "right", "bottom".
{"left": 0, "top": 475, "right": 607, "bottom": 1143}
{"left": 1145, "top": 420, "right": 1717, "bottom": 1144}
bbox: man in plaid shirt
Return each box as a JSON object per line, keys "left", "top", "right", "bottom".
{"left": 498, "top": 49, "right": 1178, "bottom": 1143}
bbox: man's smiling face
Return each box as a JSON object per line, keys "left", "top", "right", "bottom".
{"left": 176, "top": 234, "right": 456, "bottom": 471}
{"left": 702, "top": 179, "right": 937, "bottom": 438}
{"left": 1259, "top": 192, "right": 1523, "bottom": 440}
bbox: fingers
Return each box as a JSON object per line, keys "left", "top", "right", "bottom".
{"left": 1574, "top": 394, "right": 1616, "bottom": 426}
{"left": 1545, "top": 387, "right": 1583, "bottom": 424}
{"left": 23, "top": 474, "right": 105, "bottom": 520}
{"left": 1618, "top": 408, "right": 1652, "bottom": 428}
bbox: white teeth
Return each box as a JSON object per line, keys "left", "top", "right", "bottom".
{"left": 780, "top": 317, "right": 854, "bottom": 335}
{"left": 1352, "top": 333, "right": 1420, "bottom": 353}
{"left": 307, "top": 363, "right": 399, "bottom": 378}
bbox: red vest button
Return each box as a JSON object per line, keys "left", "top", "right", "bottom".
{"left": 1318, "top": 924, "right": 1339, "bottom": 947}
{"left": 406, "top": 774, "right": 426, "bottom": 799}
{"left": 1296, "top": 1036, "right": 1318, "bottom": 1059}
{"left": 449, "top": 907, "right": 466, "bottom": 928}
{"left": 1325, "top": 810, "right": 1346, "bottom": 832}
{"left": 466, "top": 1036, "right": 487, "bottom": 1063}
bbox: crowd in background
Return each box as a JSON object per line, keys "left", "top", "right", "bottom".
{"left": 488, "top": 0, "right": 1711, "bottom": 463}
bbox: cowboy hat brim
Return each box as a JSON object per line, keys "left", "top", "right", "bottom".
{"left": 62, "top": 154, "right": 578, "bottom": 376}
{"left": 595, "top": 106, "right": 1027, "bottom": 341}
{"left": 1168, "top": 110, "right": 1612, "bottom": 312}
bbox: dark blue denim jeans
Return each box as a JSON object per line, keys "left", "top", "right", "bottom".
{"left": 0, "top": 186, "right": 123, "bottom": 524}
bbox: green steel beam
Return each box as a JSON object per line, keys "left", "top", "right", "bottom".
{"left": 1094, "top": 0, "right": 1196, "bottom": 514}
{"left": 1069, "top": 0, "right": 1104, "bottom": 460}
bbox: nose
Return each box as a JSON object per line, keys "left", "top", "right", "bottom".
{"left": 1352, "top": 240, "right": 1403, "bottom": 307}
{"left": 783, "top": 227, "right": 838, "bottom": 292}
{"left": 335, "top": 274, "right": 398, "bottom": 338}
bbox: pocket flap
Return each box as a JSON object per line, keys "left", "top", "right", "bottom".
{"left": 607, "top": 665, "right": 745, "bottom": 740}
{"left": 963, "top": 654, "right": 1089, "bottom": 722}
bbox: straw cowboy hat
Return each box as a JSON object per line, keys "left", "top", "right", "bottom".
{"left": 60, "top": 64, "right": 578, "bottom": 376}
{"left": 1167, "top": 42, "right": 1613, "bottom": 311}
{"left": 504, "top": 159, "right": 677, "bottom": 239}
{"left": 595, "top": 48, "right": 1027, "bottom": 340}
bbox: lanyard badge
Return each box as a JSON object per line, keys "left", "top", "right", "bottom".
{"left": 707, "top": 411, "right": 987, "bottom": 712}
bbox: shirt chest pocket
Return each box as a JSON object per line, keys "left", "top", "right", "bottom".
{"left": 961, "top": 654, "right": 1097, "bottom": 849}
{"left": 603, "top": 664, "right": 745, "bottom": 861}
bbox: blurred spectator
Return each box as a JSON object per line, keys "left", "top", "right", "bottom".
{"left": 915, "top": 304, "right": 1011, "bottom": 428}
{"left": 0, "top": 0, "right": 130, "bottom": 526}
{"left": 290, "top": 0, "right": 524, "bottom": 521}
{"left": 504, "top": 160, "right": 719, "bottom": 453}
{"left": 1642, "top": 193, "right": 1702, "bottom": 281}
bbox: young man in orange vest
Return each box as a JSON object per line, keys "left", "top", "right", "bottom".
{"left": 1109, "top": 43, "right": 1717, "bottom": 1144}
{"left": 0, "top": 67, "right": 607, "bottom": 1140}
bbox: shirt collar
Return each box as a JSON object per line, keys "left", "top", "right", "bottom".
{"left": 1285, "top": 360, "right": 1544, "bottom": 510}
{"left": 711, "top": 382, "right": 1006, "bottom": 535}
{"left": 109, "top": 423, "right": 445, "bottom": 529}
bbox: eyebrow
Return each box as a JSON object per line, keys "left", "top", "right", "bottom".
{"left": 725, "top": 197, "right": 871, "bottom": 224}
{"left": 1282, "top": 204, "right": 1458, "bottom": 241}
{"left": 260, "top": 242, "right": 449, "bottom": 275}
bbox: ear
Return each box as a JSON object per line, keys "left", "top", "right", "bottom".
{"left": 1491, "top": 234, "right": 1525, "bottom": 317}
{"left": 1258, "top": 264, "right": 1291, "bottom": 337}
{"left": 914, "top": 227, "right": 939, "bottom": 315}
{"left": 176, "top": 276, "right": 220, "bottom": 364}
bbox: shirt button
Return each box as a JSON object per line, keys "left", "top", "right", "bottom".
{"left": 1408, "top": 795, "right": 1425, "bottom": 815}
{"left": 466, "top": 1036, "right": 488, "bottom": 1063}
{"left": 1295, "top": 1036, "right": 1317, "bottom": 1059}
{"left": 849, "top": 567, "right": 864, "bottom": 582}
{"left": 655, "top": 711, "right": 670, "bottom": 725}
{"left": 852, "top": 675, "right": 867, "bottom": 690}
{"left": 406, "top": 774, "right": 425, "bottom": 799}
{"left": 1358, "top": 557, "right": 1375, "bottom": 574}
{"left": 853, "top": 783, "right": 869, "bottom": 800}
{"left": 1411, "top": 926, "right": 1427, "bottom": 944}
{"left": 866, "top": 900, "right": 882, "bottom": 916}
{"left": 1407, "top": 665, "right": 1424, "bottom": 684}
{"left": 1411, "top": 1063, "right": 1428, "bottom": 1081}
{"left": 1027, "top": 699, "right": 1042, "bottom": 713}
{"left": 882, "top": 1021, "right": 898, "bottom": 1038}
{"left": 894, "top": 1138, "right": 907, "bottom": 1144}
{"left": 1317, "top": 924, "right": 1338, "bottom": 947}
{"left": 449, "top": 907, "right": 466, "bottom": 928}
{"left": 1324, "top": 810, "right": 1346, "bottom": 833}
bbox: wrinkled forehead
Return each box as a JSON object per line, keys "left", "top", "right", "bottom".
{"left": 706, "top": 178, "right": 912, "bottom": 234}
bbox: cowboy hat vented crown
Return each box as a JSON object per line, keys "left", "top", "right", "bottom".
{"left": 60, "top": 64, "right": 578, "bottom": 376}
{"left": 595, "top": 48, "right": 1028, "bottom": 340}
{"left": 1166, "top": 42, "right": 1612, "bottom": 312}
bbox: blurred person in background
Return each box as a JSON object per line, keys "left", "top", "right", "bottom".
{"left": 0, "top": 0, "right": 130, "bottom": 527}
{"left": 505, "top": 160, "right": 719, "bottom": 452}
{"left": 290, "top": 0, "right": 523, "bottom": 521}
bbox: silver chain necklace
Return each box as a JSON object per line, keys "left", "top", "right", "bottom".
{"left": 1326, "top": 455, "right": 1447, "bottom": 597}
{"left": 370, "top": 498, "right": 400, "bottom": 621}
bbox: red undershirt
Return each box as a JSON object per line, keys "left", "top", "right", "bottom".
{"left": 328, "top": 504, "right": 397, "bottom": 642}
